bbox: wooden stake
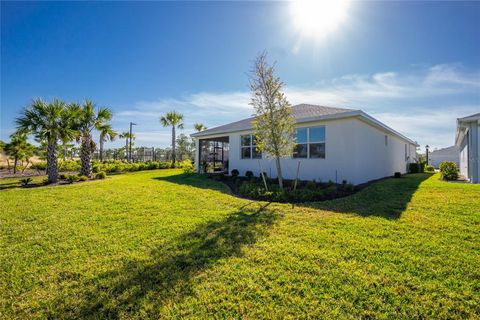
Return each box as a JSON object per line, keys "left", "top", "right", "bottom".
{"left": 293, "top": 161, "right": 301, "bottom": 191}
{"left": 258, "top": 160, "right": 268, "bottom": 191}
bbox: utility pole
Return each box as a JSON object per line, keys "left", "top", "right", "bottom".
{"left": 129, "top": 122, "right": 136, "bottom": 162}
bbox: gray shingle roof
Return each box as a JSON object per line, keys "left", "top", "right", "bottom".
{"left": 192, "top": 104, "right": 356, "bottom": 137}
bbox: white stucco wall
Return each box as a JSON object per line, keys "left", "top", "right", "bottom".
{"left": 201, "top": 116, "right": 416, "bottom": 185}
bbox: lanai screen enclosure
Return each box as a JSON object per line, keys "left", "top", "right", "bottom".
{"left": 198, "top": 136, "right": 229, "bottom": 173}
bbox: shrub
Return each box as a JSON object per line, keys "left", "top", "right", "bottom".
{"left": 78, "top": 175, "right": 88, "bottom": 182}
{"left": 20, "top": 177, "right": 33, "bottom": 186}
{"left": 66, "top": 174, "right": 79, "bottom": 184}
{"left": 31, "top": 162, "right": 47, "bottom": 170}
{"left": 95, "top": 171, "right": 107, "bottom": 179}
{"left": 409, "top": 162, "right": 425, "bottom": 173}
{"left": 424, "top": 165, "right": 435, "bottom": 173}
{"left": 305, "top": 180, "right": 316, "bottom": 189}
{"left": 231, "top": 169, "right": 239, "bottom": 177}
{"left": 439, "top": 161, "right": 458, "bottom": 181}
{"left": 245, "top": 171, "right": 254, "bottom": 179}
{"left": 394, "top": 172, "right": 401, "bottom": 178}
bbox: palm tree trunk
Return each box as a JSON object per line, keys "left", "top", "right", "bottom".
{"left": 99, "top": 137, "right": 104, "bottom": 162}
{"left": 171, "top": 126, "right": 176, "bottom": 168}
{"left": 275, "top": 156, "right": 284, "bottom": 190}
{"left": 47, "top": 141, "right": 58, "bottom": 183}
{"left": 80, "top": 136, "right": 92, "bottom": 177}
{"left": 125, "top": 138, "right": 128, "bottom": 161}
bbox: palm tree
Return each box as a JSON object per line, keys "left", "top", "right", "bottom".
{"left": 74, "top": 100, "right": 113, "bottom": 177}
{"left": 160, "top": 111, "right": 184, "bottom": 167}
{"left": 119, "top": 131, "right": 134, "bottom": 161}
{"left": 98, "top": 124, "right": 117, "bottom": 161}
{"left": 194, "top": 123, "right": 207, "bottom": 132}
{"left": 16, "top": 99, "right": 76, "bottom": 183}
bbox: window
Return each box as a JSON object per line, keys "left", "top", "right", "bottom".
{"left": 405, "top": 144, "right": 408, "bottom": 161}
{"left": 385, "top": 135, "right": 388, "bottom": 146}
{"left": 241, "top": 134, "right": 261, "bottom": 159}
{"left": 293, "top": 126, "right": 326, "bottom": 159}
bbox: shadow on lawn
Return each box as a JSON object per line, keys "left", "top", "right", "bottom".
{"left": 153, "top": 173, "right": 233, "bottom": 194}
{"left": 155, "top": 172, "right": 431, "bottom": 220}
{"left": 300, "top": 173, "right": 432, "bottom": 219}
{"left": 59, "top": 202, "right": 280, "bottom": 318}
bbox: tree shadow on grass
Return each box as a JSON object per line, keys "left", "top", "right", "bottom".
{"left": 59, "top": 202, "right": 280, "bottom": 319}
{"left": 153, "top": 173, "right": 233, "bottom": 195}
{"left": 299, "top": 173, "right": 432, "bottom": 219}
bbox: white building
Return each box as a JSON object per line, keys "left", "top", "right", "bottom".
{"left": 191, "top": 104, "right": 418, "bottom": 185}
{"left": 429, "top": 146, "right": 459, "bottom": 169}
{"left": 456, "top": 113, "right": 480, "bottom": 183}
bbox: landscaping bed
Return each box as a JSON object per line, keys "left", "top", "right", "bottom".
{"left": 209, "top": 172, "right": 360, "bottom": 203}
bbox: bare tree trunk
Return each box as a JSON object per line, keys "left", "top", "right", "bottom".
{"left": 13, "top": 157, "right": 18, "bottom": 174}
{"left": 47, "top": 141, "right": 59, "bottom": 183}
{"left": 171, "top": 126, "right": 176, "bottom": 168}
{"left": 80, "top": 136, "right": 92, "bottom": 177}
{"left": 275, "top": 156, "right": 283, "bottom": 189}
{"left": 22, "top": 159, "right": 30, "bottom": 174}
{"left": 6, "top": 159, "right": 11, "bottom": 173}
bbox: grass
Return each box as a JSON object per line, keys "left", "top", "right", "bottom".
{"left": 1, "top": 170, "right": 479, "bottom": 319}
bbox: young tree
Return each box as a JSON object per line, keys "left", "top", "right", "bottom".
{"left": 249, "top": 52, "right": 296, "bottom": 189}
{"left": 160, "top": 111, "right": 184, "bottom": 167}
{"left": 74, "top": 100, "right": 113, "bottom": 177}
{"left": 176, "top": 133, "right": 195, "bottom": 161}
{"left": 194, "top": 123, "right": 207, "bottom": 132}
{"left": 3, "top": 133, "right": 35, "bottom": 174}
{"left": 16, "top": 99, "right": 77, "bottom": 183}
{"left": 98, "top": 124, "right": 117, "bottom": 161}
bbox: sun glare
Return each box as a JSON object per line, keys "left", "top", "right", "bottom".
{"left": 291, "top": 0, "right": 350, "bottom": 39}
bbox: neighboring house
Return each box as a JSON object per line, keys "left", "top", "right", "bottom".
{"left": 429, "top": 145, "right": 459, "bottom": 169}
{"left": 455, "top": 113, "right": 480, "bottom": 183}
{"left": 191, "top": 104, "right": 418, "bottom": 185}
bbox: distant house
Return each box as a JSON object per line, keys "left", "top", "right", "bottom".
{"left": 191, "top": 104, "right": 418, "bottom": 185}
{"left": 429, "top": 146, "right": 459, "bottom": 169}
{"left": 456, "top": 113, "right": 480, "bottom": 183}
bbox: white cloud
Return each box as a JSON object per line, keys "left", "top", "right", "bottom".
{"left": 112, "top": 63, "right": 479, "bottom": 150}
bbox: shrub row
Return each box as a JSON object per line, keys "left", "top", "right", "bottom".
{"left": 31, "top": 159, "right": 193, "bottom": 174}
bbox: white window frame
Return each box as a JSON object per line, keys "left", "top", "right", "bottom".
{"left": 240, "top": 134, "right": 261, "bottom": 159}
{"left": 293, "top": 126, "right": 326, "bottom": 159}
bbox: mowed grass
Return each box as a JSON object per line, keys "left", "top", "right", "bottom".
{"left": 1, "top": 170, "right": 479, "bottom": 319}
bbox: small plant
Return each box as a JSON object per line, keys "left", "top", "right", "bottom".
{"left": 66, "top": 174, "right": 79, "bottom": 184}
{"left": 20, "top": 177, "right": 33, "bottom": 186}
{"left": 424, "top": 165, "right": 435, "bottom": 173}
{"left": 182, "top": 165, "right": 195, "bottom": 174}
{"left": 245, "top": 171, "right": 254, "bottom": 179}
{"left": 59, "top": 173, "right": 68, "bottom": 180}
{"left": 78, "top": 175, "right": 88, "bottom": 182}
{"left": 231, "top": 169, "right": 239, "bottom": 177}
{"left": 394, "top": 172, "right": 401, "bottom": 178}
{"left": 439, "top": 161, "right": 459, "bottom": 181}
{"left": 95, "top": 171, "right": 107, "bottom": 179}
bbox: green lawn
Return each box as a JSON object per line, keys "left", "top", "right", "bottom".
{"left": 1, "top": 170, "right": 479, "bottom": 319}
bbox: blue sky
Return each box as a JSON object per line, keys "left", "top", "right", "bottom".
{"left": 1, "top": 1, "right": 479, "bottom": 150}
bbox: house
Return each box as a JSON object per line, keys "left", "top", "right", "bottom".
{"left": 429, "top": 145, "right": 459, "bottom": 169}
{"left": 455, "top": 113, "right": 480, "bottom": 183}
{"left": 191, "top": 104, "right": 418, "bottom": 185}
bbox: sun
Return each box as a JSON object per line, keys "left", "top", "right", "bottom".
{"left": 291, "top": 0, "right": 350, "bottom": 39}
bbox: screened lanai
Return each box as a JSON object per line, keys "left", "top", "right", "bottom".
{"left": 198, "top": 136, "right": 229, "bottom": 173}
